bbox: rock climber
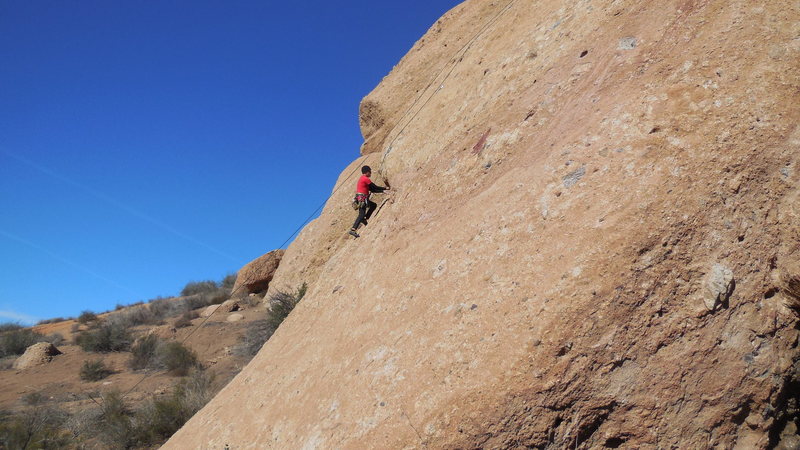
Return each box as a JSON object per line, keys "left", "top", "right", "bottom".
{"left": 349, "top": 165, "right": 390, "bottom": 238}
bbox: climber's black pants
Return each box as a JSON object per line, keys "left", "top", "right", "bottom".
{"left": 352, "top": 199, "right": 377, "bottom": 230}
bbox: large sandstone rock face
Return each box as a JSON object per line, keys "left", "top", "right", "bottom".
{"left": 13, "top": 342, "right": 62, "bottom": 370}
{"left": 231, "top": 249, "right": 284, "bottom": 296}
{"left": 167, "top": 0, "right": 799, "bottom": 448}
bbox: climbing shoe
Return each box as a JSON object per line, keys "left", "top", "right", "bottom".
{"left": 348, "top": 230, "right": 360, "bottom": 238}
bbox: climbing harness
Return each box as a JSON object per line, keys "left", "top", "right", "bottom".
{"left": 352, "top": 193, "right": 368, "bottom": 210}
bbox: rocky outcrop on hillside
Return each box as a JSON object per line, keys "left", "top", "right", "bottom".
{"left": 231, "top": 249, "right": 284, "bottom": 297}
{"left": 13, "top": 342, "right": 62, "bottom": 370}
{"left": 167, "top": 0, "right": 799, "bottom": 448}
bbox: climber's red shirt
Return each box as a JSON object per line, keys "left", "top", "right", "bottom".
{"left": 356, "top": 175, "right": 372, "bottom": 195}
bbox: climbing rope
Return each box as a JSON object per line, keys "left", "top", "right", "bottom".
{"left": 117, "top": 156, "right": 370, "bottom": 400}
{"left": 379, "top": 0, "right": 519, "bottom": 173}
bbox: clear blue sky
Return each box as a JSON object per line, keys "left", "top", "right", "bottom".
{"left": 0, "top": 0, "right": 461, "bottom": 324}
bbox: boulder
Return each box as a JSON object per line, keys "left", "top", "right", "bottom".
{"left": 13, "top": 342, "right": 62, "bottom": 370}
{"left": 220, "top": 299, "right": 241, "bottom": 313}
{"left": 201, "top": 305, "right": 220, "bottom": 318}
{"left": 232, "top": 250, "right": 284, "bottom": 297}
{"left": 226, "top": 313, "right": 244, "bottom": 323}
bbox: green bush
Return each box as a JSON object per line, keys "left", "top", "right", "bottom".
{"left": 266, "top": 283, "right": 307, "bottom": 332}
{"left": 80, "top": 359, "right": 112, "bottom": 382}
{"left": 129, "top": 334, "right": 160, "bottom": 371}
{"left": 180, "top": 280, "right": 218, "bottom": 297}
{"left": 75, "top": 323, "right": 131, "bottom": 353}
{"left": 0, "top": 327, "right": 45, "bottom": 358}
{"left": 159, "top": 342, "right": 199, "bottom": 376}
{"left": 130, "top": 336, "right": 198, "bottom": 376}
{"left": 77, "top": 311, "right": 99, "bottom": 325}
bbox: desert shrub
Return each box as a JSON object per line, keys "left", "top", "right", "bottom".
{"left": 180, "top": 280, "right": 218, "bottom": 297}
{"left": 96, "top": 391, "right": 135, "bottom": 449}
{"left": 111, "top": 297, "right": 211, "bottom": 328}
{"left": 234, "top": 320, "right": 270, "bottom": 358}
{"left": 77, "top": 311, "right": 99, "bottom": 325}
{"left": 21, "top": 392, "right": 47, "bottom": 406}
{"left": 75, "top": 323, "right": 131, "bottom": 353}
{"left": 0, "top": 397, "right": 70, "bottom": 449}
{"left": 70, "top": 371, "right": 217, "bottom": 448}
{"left": 0, "top": 357, "right": 14, "bottom": 370}
{"left": 43, "top": 333, "right": 65, "bottom": 347}
{"left": 134, "top": 369, "right": 215, "bottom": 445}
{"left": 183, "top": 295, "right": 209, "bottom": 311}
{"left": 266, "top": 283, "right": 307, "bottom": 332}
{"left": 234, "top": 283, "right": 307, "bottom": 358}
{"left": 80, "top": 359, "right": 112, "bottom": 382}
{"left": 130, "top": 336, "right": 198, "bottom": 376}
{"left": 129, "top": 334, "right": 161, "bottom": 371}
{"left": 242, "top": 293, "right": 263, "bottom": 308}
{"left": 178, "top": 287, "right": 230, "bottom": 311}
{"left": 206, "top": 288, "right": 229, "bottom": 305}
{"left": 0, "top": 327, "right": 45, "bottom": 357}
{"left": 36, "top": 317, "right": 69, "bottom": 325}
{"left": 148, "top": 298, "right": 183, "bottom": 321}
{"left": 107, "top": 305, "right": 159, "bottom": 328}
{"left": 174, "top": 310, "right": 198, "bottom": 329}
{"left": 221, "top": 273, "right": 237, "bottom": 290}
{"left": 159, "top": 342, "right": 199, "bottom": 376}
{"left": 0, "top": 323, "right": 23, "bottom": 333}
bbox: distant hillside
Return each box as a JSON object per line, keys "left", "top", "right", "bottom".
{"left": 0, "top": 264, "right": 298, "bottom": 448}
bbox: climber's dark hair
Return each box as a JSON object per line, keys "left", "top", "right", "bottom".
{"left": 361, "top": 165, "right": 372, "bottom": 174}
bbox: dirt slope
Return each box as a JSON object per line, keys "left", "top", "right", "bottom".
{"left": 166, "top": 0, "right": 800, "bottom": 448}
